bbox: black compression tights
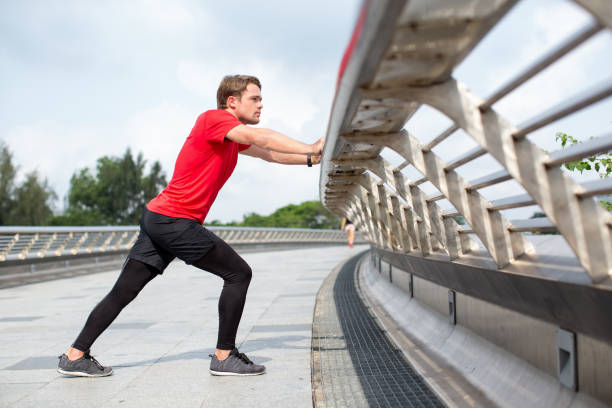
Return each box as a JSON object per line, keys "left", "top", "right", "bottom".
{"left": 72, "top": 240, "right": 252, "bottom": 352}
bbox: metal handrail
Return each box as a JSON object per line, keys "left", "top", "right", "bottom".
{"left": 320, "top": 0, "right": 612, "bottom": 283}
{"left": 0, "top": 226, "right": 364, "bottom": 263}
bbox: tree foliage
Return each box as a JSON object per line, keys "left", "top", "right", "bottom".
{"left": 0, "top": 142, "right": 57, "bottom": 225}
{"left": 206, "top": 200, "right": 341, "bottom": 229}
{"left": 51, "top": 149, "right": 167, "bottom": 225}
{"left": 556, "top": 132, "right": 612, "bottom": 177}
{"left": 555, "top": 132, "right": 611, "bottom": 211}
{"left": 1, "top": 141, "right": 337, "bottom": 228}
{"left": 0, "top": 143, "right": 17, "bottom": 225}
{"left": 10, "top": 171, "right": 57, "bottom": 225}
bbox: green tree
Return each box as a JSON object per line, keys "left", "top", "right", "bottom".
{"left": 142, "top": 161, "right": 166, "bottom": 202}
{"left": 240, "top": 212, "right": 271, "bottom": 227}
{"left": 0, "top": 142, "right": 17, "bottom": 225}
{"left": 239, "top": 200, "right": 340, "bottom": 229}
{"left": 8, "top": 171, "right": 57, "bottom": 225}
{"left": 555, "top": 132, "right": 611, "bottom": 210}
{"left": 53, "top": 148, "right": 167, "bottom": 225}
{"left": 205, "top": 219, "right": 231, "bottom": 227}
{"left": 0, "top": 143, "right": 56, "bottom": 225}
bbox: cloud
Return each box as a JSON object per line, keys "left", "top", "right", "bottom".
{"left": 3, "top": 101, "right": 193, "bottom": 204}
{"left": 4, "top": 122, "right": 112, "bottom": 205}
{"left": 0, "top": 0, "right": 358, "bottom": 224}
{"left": 128, "top": 0, "right": 198, "bottom": 29}
{"left": 176, "top": 58, "right": 321, "bottom": 137}
{"left": 122, "top": 101, "right": 195, "bottom": 177}
{"left": 10, "top": 0, "right": 608, "bottom": 226}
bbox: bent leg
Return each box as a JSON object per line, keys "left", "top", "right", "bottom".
{"left": 71, "top": 259, "right": 158, "bottom": 352}
{"left": 192, "top": 240, "right": 252, "bottom": 350}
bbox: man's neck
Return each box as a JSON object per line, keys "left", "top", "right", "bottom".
{"left": 224, "top": 108, "right": 246, "bottom": 124}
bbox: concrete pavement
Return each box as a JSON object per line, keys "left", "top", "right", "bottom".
{"left": 0, "top": 245, "right": 366, "bottom": 408}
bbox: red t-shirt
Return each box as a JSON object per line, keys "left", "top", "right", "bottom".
{"left": 147, "top": 109, "right": 250, "bottom": 223}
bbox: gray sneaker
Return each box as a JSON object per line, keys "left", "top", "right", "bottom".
{"left": 209, "top": 348, "right": 265, "bottom": 376}
{"left": 57, "top": 352, "right": 113, "bottom": 377}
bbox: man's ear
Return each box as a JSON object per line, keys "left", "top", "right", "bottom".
{"left": 227, "top": 95, "right": 238, "bottom": 110}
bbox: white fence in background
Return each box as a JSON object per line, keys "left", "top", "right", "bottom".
{"left": 0, "top": 226, "right": 363, "bottom": 264}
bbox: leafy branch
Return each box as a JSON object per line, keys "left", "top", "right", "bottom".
{"left": 555, "top": 132, "right": 611, "bottom": 210}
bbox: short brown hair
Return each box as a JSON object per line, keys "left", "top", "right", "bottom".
{"left": 216, "top": 75, "right": 262, "bottom": 109}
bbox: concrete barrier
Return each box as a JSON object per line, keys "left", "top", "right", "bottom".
{"left": 359, "top": 251, "right": 611, "bottom": 407}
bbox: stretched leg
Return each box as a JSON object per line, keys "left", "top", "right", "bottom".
{"left": 69, "top": 259, "right": 158, "bottom": 357}
{"left": 192, "top": 239, "right": 252, "bottom": 355}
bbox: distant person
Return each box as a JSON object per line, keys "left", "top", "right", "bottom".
{"left": 341, "top": 217, "right": 355, "bottom": 248}
{"left": 58, "top": 75, "right": 323, "bottom": 378}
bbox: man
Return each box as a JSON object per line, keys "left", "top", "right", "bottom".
{"left": 57, "top": 75, "right": 323, "bottom": 377}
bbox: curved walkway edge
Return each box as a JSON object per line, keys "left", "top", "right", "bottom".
{"left": 311, "top": 251, "right": 444, "bottom": 407}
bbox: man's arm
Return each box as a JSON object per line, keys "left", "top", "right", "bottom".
{"left": 240, "top": 144, "right": 321, "bottom": 165}
{"left": 227, "top": 125, "right": 322, "bottom": 155}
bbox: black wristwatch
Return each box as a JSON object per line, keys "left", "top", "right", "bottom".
{"left": 307, "top": 154, "right": 312, "bottom": 167}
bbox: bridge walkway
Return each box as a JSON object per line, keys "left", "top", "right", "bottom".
{"left": 0, "top": 245, "right": 445, "bottom": 408}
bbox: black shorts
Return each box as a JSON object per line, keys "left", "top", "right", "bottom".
{"left": 128, "top": 208, "right": 220, "bottom": 273}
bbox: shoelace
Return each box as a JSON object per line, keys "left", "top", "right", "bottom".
{"left": 84, "top": 353, "right": 105, "bottom": 370}
{"left": 235, "top": 352, "right": 253, "bottom": 365}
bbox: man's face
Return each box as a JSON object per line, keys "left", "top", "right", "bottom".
{"left": 231, "top": 83, "right": 263, "bottom": 125}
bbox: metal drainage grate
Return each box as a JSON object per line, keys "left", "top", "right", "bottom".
{"left": 333, "top": 254, "right": 444, "bottom": 408}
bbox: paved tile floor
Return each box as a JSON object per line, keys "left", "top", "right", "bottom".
{"left": 0, "top": 245, "right": 367, "bottom": 408}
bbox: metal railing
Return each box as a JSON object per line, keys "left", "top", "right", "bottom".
{"left": 319, "top": 4, "right": 612, "bottom": 399}
{"left": 320, "top": 0, "right": 612, "bottom": 284}
{"left": 0, "top": 226, "right": 363, "bottom": 264}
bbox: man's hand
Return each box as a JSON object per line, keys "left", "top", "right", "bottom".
{"left": 311, "top": 155, "right": 321, "bottom": 165}
{"left": 311, "top": 138, "right": 324, "bottom": 155}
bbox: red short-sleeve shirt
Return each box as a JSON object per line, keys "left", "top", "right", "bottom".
{"left": 147, "top": 109, "right": 250, "bottom": 223}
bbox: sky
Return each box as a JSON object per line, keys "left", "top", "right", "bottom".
{"left": 1, "top": 0, "right": 610, "bottom": 224}
{"left": 0, "top": 0, "right": 361, "bottom": 223}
